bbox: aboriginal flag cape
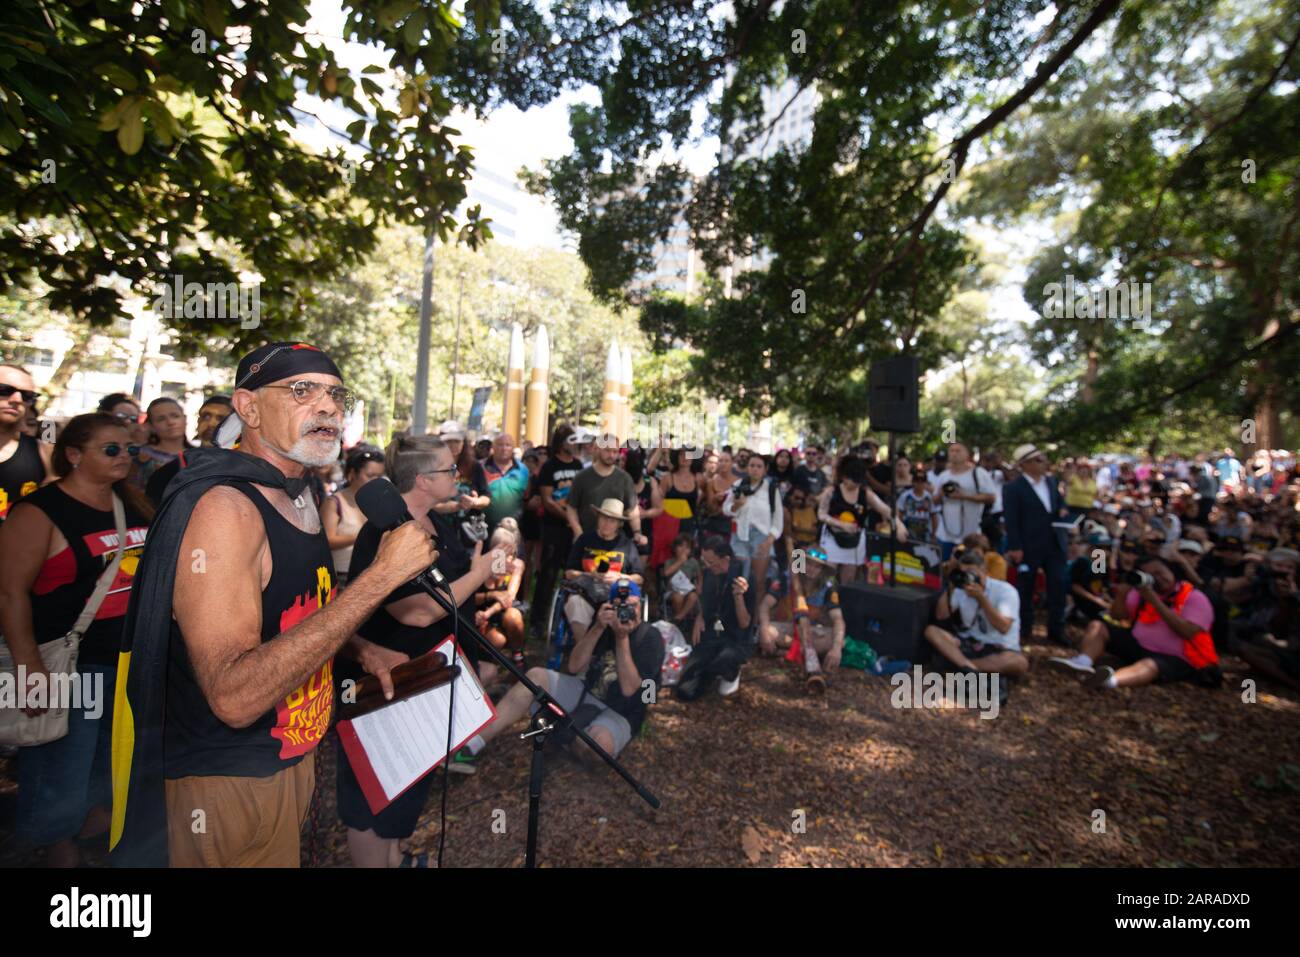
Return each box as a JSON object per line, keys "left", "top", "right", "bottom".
{"left": 109, "top": 447, "right": 305, "bottom": 867}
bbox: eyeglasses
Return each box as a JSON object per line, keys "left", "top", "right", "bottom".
{"left": 421, "top": 467, "right": 458, "bottom": 478}
{"left": 99, "top": 443, "right": 142, "bottom": 458}
{"left": 0, "top": 384, "right": 40, "bottom": 404}
{"left": 263, "top": 380, "right": 355, "bottom": 413}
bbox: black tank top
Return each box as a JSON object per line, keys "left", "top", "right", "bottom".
{"left": 0, "top": 434, "right": 44, "bottom": 523}
{"left": 23, "top": 483, "right": 149, "bottom": 667}
{"left": 827, "top": 483, "right": 867, "bottom": 548}
{"left": 164, "top": 482, "right": 337, "bottom": 779}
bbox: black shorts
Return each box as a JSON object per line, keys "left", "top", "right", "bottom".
{"left": 958, "top": 636, "right": 1010, "bottom": 660}
{"left": 1103, "top": 623, "right": 1195, "bottom": 683}
{"left": 336, "top": 736, "right": 437, "bottom": 839}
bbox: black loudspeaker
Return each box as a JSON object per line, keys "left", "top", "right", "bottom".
{"left": 838, "top": 581, "right": 939, "bottom": 662}
{"left": 868, "top": 356, "right": 920, "bottom": 433}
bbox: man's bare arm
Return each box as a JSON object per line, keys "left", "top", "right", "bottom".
{"left": 175, "top": 486, "right": 434, "bottom": 728}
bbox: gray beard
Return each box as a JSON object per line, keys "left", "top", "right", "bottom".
{"left": 284, "top": 435, "right": 341, "bottom": 468}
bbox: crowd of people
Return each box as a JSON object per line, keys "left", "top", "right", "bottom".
{"left": 1, "top": 350, "right": 1298, "bottom": 868}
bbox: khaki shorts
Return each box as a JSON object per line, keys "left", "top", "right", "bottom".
{"left": 565, "top": 592, "right": 597, "bottom": 629}
{"left": 164, "top": 753, "right": 315, "bottom": 868}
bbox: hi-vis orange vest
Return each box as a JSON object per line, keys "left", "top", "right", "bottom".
{"left": 1136, "top": 581, "right": 1218, "bottom": 668}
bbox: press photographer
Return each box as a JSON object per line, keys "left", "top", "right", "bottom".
{"left": 562, "top": 497, "right": 645, "bottom": 650}
{"left": 924, "top": 549, "right": 1027, "bottom": 699}
{"left": 451, "top": 582, "right": 664, "bottom": 770}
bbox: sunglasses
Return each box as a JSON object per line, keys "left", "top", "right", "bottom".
{"left": 111, "top": 410, "right": 143, "bottom": 424}
{"left": 0, "top": 384, "right": 41, "bottom": 404}
{"left": 99, "top": 443, "right": 142, "bottom": 458}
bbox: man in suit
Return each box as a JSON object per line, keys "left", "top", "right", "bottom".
{"left": 1003, "top": 444, "right": 1070, "bottom": 645}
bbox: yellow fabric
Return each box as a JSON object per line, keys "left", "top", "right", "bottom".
{"left": 663, "top": 497, "right": 694, "bottom": 520}
{"left": 108, "top": 649, "right": 134, "bottom": 849}
{"left": 1065, "top": 475, "right": 1096, "bottom": 509}
{"left": 985, "top": 552, "right": 1008, "bottom": 581}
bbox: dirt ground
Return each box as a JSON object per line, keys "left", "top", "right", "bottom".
{"left": 3, "top": 638, "right": 1298, "bottom": 868}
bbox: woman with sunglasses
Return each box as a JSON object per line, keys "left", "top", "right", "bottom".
{"left": 322, "top": 445, "right": 386, "bottom": 584}
{"left": 134, "top": 397, "right": 192, "bottom": 490}
{"left": 0, "top": 412, "right": 152, "bottom": 866}
{"left": 0, "top": 363, "right": 53, "bottom": 524}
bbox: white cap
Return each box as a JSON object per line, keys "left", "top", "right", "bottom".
{"left": 438, "top": 419, "right": 466, "bottom": 439}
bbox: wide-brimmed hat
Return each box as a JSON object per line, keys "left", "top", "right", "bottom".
{"left": 1013, "top": 443, "right": 1045, "bottom": 465}
{"left": 591, "top": 497, "right": 629, "bottom": 520}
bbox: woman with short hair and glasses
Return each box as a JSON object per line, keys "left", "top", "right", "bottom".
{"left": 0, "top": 412, "right": 152, "bottom": 866}
{"left": 335, "top": 433, "right": 501, "bottom": 866}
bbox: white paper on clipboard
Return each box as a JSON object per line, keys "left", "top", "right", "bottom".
{"left": 339, "top": 637, "right": 496, "bottom": 812}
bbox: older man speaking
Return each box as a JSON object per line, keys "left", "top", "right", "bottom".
{"left": 110, "top": 342, "right": 437, "bottom": 867}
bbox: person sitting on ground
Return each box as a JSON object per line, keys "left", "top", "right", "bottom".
{"left": 1228, "top": 547, "right": 1300, "bottom": 690}
{"left": 1049, "top": 556, "right": 1218, "bottom": 690}
{"left": 474, "top": 517, "right": 529, "bottom": 670}
{"left": 924, "top": 549, "right": 1028, "bottom": 699}
{"left": 961, "top": 531, "right": 1007, "bottom": 581}
{"left": 451, "top": 586, "right": 664, "bottom": 774}
{"left": 1068, "top": 528, "right": 1113, "bottom": 624}
{"left": 562, "top": 498, "right": 645, "bottom": 651}
{"left": 759, "top": 547, "right": 845, "bottom": 695}
{"left": 676, "top": 536, "right": 753, "bottom": 700}
{"left": 661, "top": 532, "right": 701, "bottom": 629}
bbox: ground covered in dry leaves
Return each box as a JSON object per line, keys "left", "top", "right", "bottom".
{"left": 3, "top": 641, "right": 1298, "bottom": 868}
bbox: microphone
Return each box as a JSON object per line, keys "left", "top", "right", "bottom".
{"left": 355, "top": 477, "right": 455, "bottom": 595}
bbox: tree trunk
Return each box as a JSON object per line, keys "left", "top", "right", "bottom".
{"left": 43, "top": 326, "right": 94, "bottom": 406}
{"left": 1081, "top": 346, "right": 1099, "bottom": 404}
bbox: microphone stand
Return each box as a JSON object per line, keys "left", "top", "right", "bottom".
{"left": 887, "top": 431, "right": 898, "bottom": 588}
{"left": 411, "top": 574, "right": 660, "bottom": 867}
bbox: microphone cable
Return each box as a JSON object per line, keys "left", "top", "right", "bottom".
{"left": 437, "top": 526, "right": 461, "bottom": 869}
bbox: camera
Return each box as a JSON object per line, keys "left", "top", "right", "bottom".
{"left": 949, "top": 569, "right": 979, "bottom": 589}
{"left": 942, "top": 481, "right": 960, "bottom": 496}
{"left": 1123, "top": 570, "right": 1155, "bottom": 588}
{"left": 733, "top": 482, "right": 754, "bottom": 500}
{"left": 611, "top": 577, "right": 636, "bottom": 624}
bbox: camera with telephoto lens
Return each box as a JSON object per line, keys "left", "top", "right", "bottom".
{"left": 1123, "top": 570, "right": 1155, "bottom": 588}
{"left": 611, "top": 577, "right": 636, "bottom": 624}
{"left": 733, "top": 482, "right": 754, "bottom": 500}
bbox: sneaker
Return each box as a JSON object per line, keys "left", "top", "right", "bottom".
{"left": 1047, "top": 655, "right": 1094, "bottom": 675}
{"left": 1084, "top": 664, "right": 1116, "bottom": 690}
{"left": 448, "top": 747, "right": 478, "bottom": 775}
{"left": 718, "top": 674, "right": 741, "bottom": 697}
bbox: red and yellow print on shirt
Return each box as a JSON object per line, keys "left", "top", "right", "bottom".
{"left": 82, "top": 525, "right": 149, "bottom": 619}
{"left": 272, "top": 564, "right": 336, "bottom": 759}
{"left": 0, "top": 479, "right": 39, "bottom": 521}
{"left": 581, "top": 546, "right": 626, "bottom": 574}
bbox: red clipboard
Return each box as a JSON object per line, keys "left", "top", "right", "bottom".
{"left": 337, "top": 638, "right": 497, "bottom": 815}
